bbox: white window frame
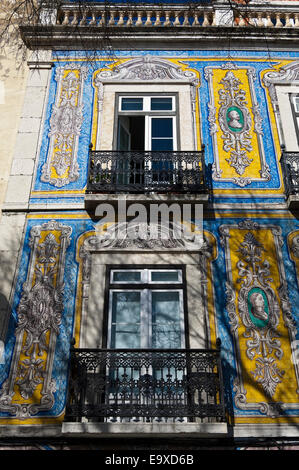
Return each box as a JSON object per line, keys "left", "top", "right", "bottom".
{"left": 108, "top": 288, "right": 145, "bottom": 348}
{"left": 276, "top": 85, "right": 299, "bottom": 152}
{"left": 290, "top": 93, "right": 299, "bottom": 146}
{"left": 147, "top": 115, "right": 177, "bottom": 152}
{"left": 292, "top": 95, "right": 299, "bottom": 113}
{"left": 110, "top": 268, "right": 183, "bottom": 284}
{"left": 117, "top": 94, "right": 177, "bottom": 152}
{"left": 150, "top": 289, "right": 185, "bottom": 349}
{"left": 119, "top": 95, "right": 176, "bottom": 113}
{"left": 107, "top": 268, "right": 185, "bottom": 349}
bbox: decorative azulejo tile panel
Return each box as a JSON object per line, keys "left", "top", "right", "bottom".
{"left": 0, "top": 211, "right": 298, "bottom": 423}
{"left": 29, "top": 50, "right": 299, "bottom": 206}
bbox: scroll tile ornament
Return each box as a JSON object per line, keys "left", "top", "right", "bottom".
{"left": 220, "top": 220, "right": 299, "bottom": 418}
{"left": 0, "top": 221, "right": 72, "bottom": 418}
{"left": 205, "top": 64, "right": 269, "bottom": 187}
{"left": 287, "top": 230, "right": 299, "bottom": 368}
{"left": 41, "top": 64, "right": 88, "bottom": 187}
{"left": 288, "top": 230, "right": 299, "bottom": 284}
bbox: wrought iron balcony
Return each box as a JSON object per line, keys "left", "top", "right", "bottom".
{"left": 280, "top": 150, "right": 299, "bottom": 203}
{"left": 64, "top": 346, "right": 226, "bottom": 423}
{"left": 86, "top": 149, "right": 207, "bottom": 194}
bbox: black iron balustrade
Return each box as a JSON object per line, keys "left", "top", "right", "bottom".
{"left": 64, "top": 346, "right": 226, "bottom": 423}
{"left": 86, "top": 149, "right": 207, "bottom": 194}
{"left": 280, "top": 149, "right": 299, "bottom": 197}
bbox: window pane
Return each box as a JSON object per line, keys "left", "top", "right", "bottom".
{"left": 152, "top": 291, "right": 180, "bottom": 322}
{"left": 121, "top": 97, "right": 143, "bottom": 111}
{"left": 151, "top": 97, "right": 173, "bottom": 110}
{"left": 111, "top": 291, "right": 141, "bottom": 348}
{"left": 111, "top": 324, "right": 141, "bottom": 348}
{"left": 152, "top": 291, "right": 182, "bottom": 348}
{"left": 151, "top": 139, "right": 173, "bottom": 151}
{"left": 112, "top": 291, "right": 141, "bottom": 323}
{"left": 152, "top": 323, "right": 181, "bottom": 349}
{"left": 118, "top": 123, "right": 130, "bottom": 151}
{"left": 151, "top": 271, "right": 180, "bottom": 282}
{"left": 295, "top": 97, "right": 299, "bottom": 113}
{"left": 152, "top": 118, "right": 173, "bottom": 138}
{"left": 112, "top": 271, "right": 142, "bottom": 282}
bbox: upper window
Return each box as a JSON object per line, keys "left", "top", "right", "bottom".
{"left": 116, "top": 94, "right": 177, "bottom": 152}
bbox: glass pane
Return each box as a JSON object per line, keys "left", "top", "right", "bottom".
{"left": 112, "top": 271, "right": 142, "bottom": 282}
{"left": 111, "top": 291, "right": 141, "bottom": 348}
{"left": 151, "top": 271, "right": 180, "bottom": 282}
{"left": 121, "top": 97, "right": 143, "bottom": 111}
{"left": 293, "top": 96, "right": 299, "bottom": 113}
{"left": 152, "top": 323, "right": 182, "bottom": 349}
{"left": 151, "top": 139, "right": 173, "bottom": 151}
{"left": 152, "top": 291, "right": 182, "bottom": 348}
{"left": 151, "top": 97, "right": 173, "bottom": 110}
{"left": 152, "top": 118, "right": 173, "bottom": 138}
{"left": 112, "top": 291, "right": 141, "bottom": 323}
{"left": 111, "top": 323, "right": 140, "bottom": 349}
{"left": 118, "top": 123, "right": 130, "bottom": 151}
{"left": 152, "top": 291, "right": 180, "bottom": 322}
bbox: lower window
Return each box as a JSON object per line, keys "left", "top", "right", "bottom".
{"left": 107, "top": 267, "right": 186, "bottom": 349}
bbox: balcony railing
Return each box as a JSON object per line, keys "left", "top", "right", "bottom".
{"left": 56, "top": 5, "right": 216, "bottom": 28}
{"left": 64, "top": 347, "right": 226, "bottom": 423}
{"left": 20, "top": 2, "right": 299, "bottom": 49}
{"left": 55, "top": 4, "right": 299, "bottom": 30}
{"left": 86, "top": 149, "right": 207, "bottom": 194}
{"left": 280, "top": 150, "right": 299, "bottom": 198}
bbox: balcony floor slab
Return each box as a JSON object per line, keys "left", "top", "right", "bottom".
{"left": 62, "top": 422, "right": 228, "bottom": 438}
{"left": 85, "top": 193, "right": 209, "bottom": 210}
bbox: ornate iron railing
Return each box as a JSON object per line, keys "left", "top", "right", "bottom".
{"left": 86, "top": 149, "right": 207, "bottom": 193}
{"left": 64, "top": 346, "right": 226, "bottom": 423}
{"left": 280, "top": 150, "right": 299, "bottom": 197}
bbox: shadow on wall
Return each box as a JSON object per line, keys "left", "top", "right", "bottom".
{"left": 0, "top": 292, "right": 12, "bottom": 364}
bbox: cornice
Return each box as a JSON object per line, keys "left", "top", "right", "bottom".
{"left": 19, "top": 24, "right": 299, "bottom": 51}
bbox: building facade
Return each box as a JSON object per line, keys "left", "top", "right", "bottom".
{"left": 0, "top": 2, "right": 28, "bottom": 220}
{"left": 0, "top": 0, "right": 299, "bottom": 451}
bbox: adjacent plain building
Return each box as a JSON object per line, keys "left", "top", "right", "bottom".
{"left": 0, "top": 0, "right": 299, "bottom": 451}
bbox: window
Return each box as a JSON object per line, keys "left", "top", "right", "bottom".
{"left": 115, "top": 94, "right": 178, "bottom": 187}
{"left": 116, "top": 94, "right": 177, "bottom": 151}
{"left": 106, "top": 267, "right": 186, "bottom": 349}
{"left": 290, "top": 93, "right": 299, "bottom": 146}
